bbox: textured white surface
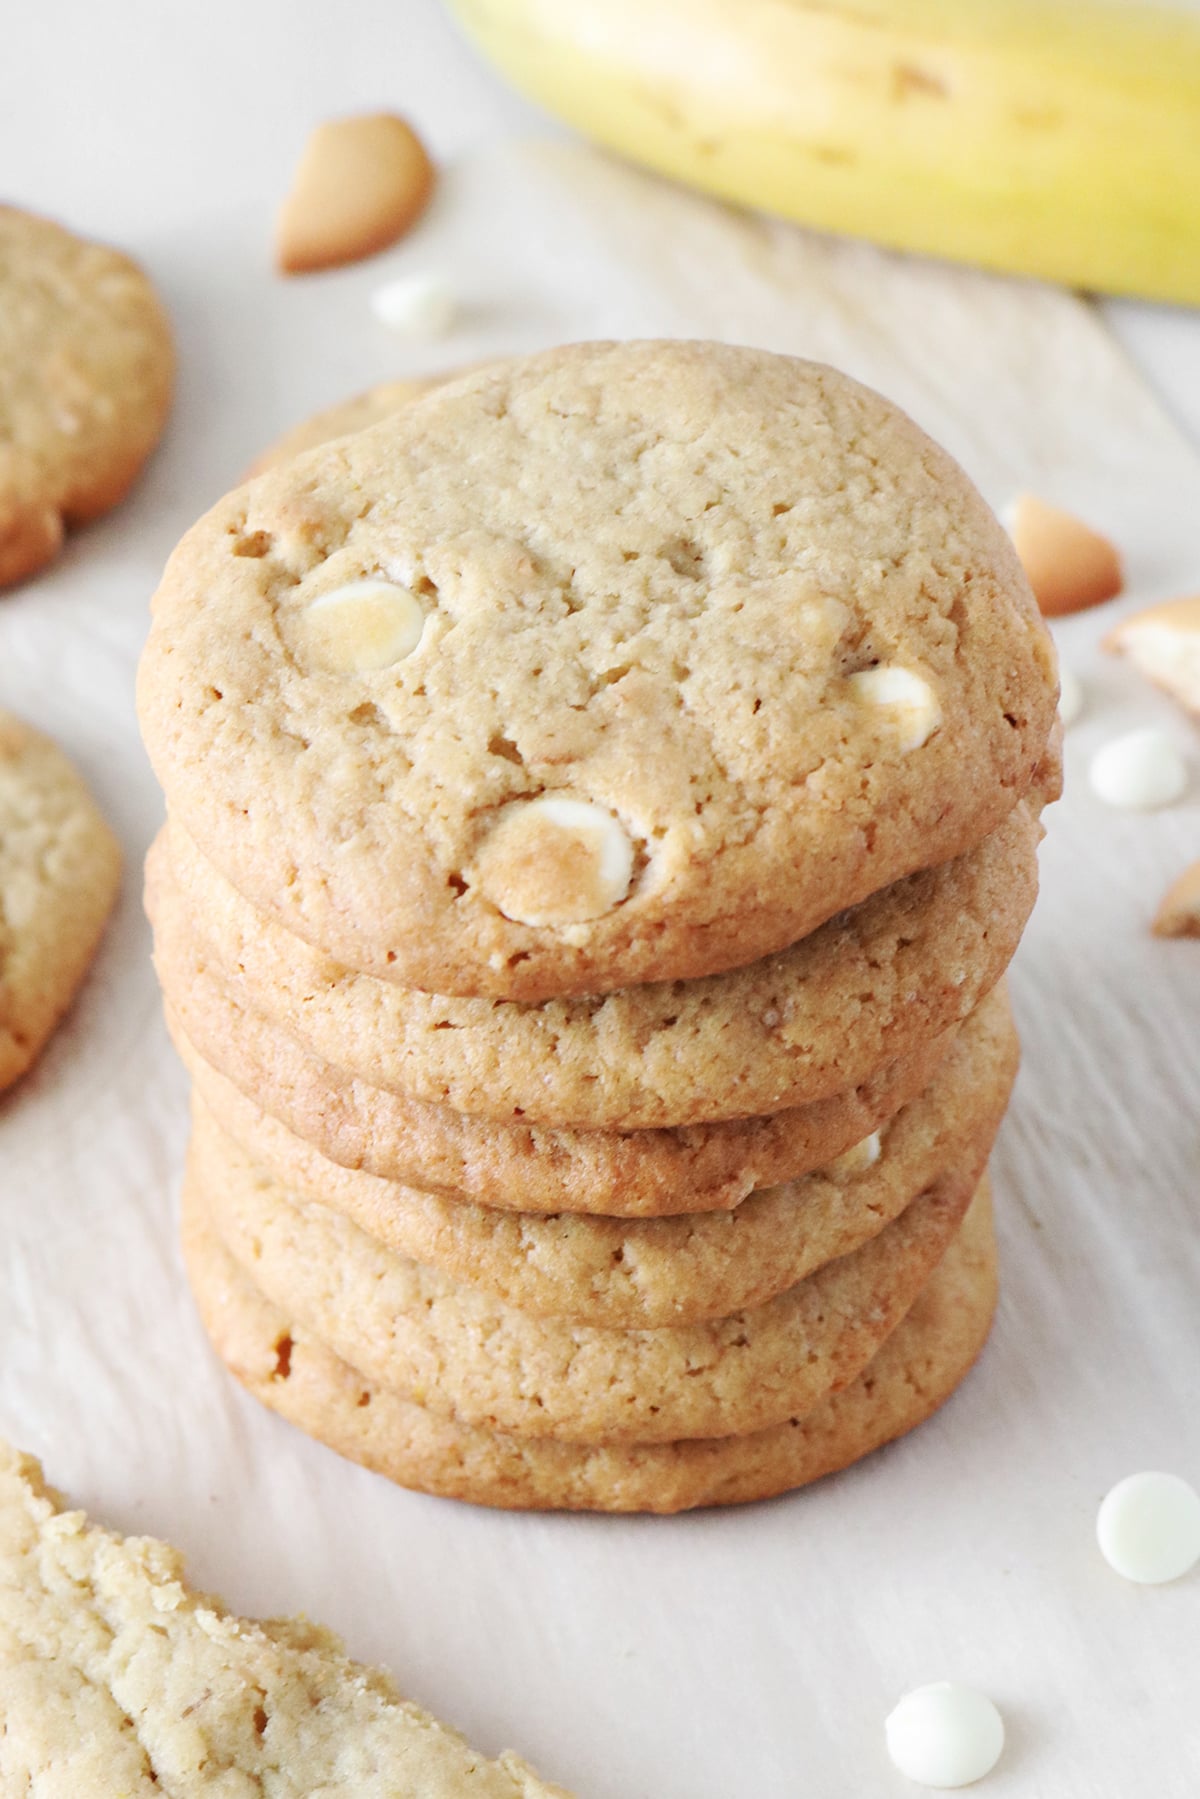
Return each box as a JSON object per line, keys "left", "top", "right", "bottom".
{"left": 2, "top": 4, "right": 1200, "bottom": 1795}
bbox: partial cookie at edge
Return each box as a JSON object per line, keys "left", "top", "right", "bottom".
{"left": 0, "top": 1445, "right": 572, "bottom": 1795}
{"left": 1, "top": 206, "right": 173, "bottom": 588}
{"left": 0, "top": 713, "right": 121, "bottom": 1091}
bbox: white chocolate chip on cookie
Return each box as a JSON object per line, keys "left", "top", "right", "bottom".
{"left": 475, "top": 796, "right": 635, "bottom": 927}
{"left": 827, "top": 1131, "right": 882, "bottom": 1178}
{"left": 848, "top": 665, "right": 943, "bottom": 750}
{"left": 295, "top": 581, "right": 425, "bottom": 674}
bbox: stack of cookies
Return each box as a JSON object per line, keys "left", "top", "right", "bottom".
{"left": 138, "top": 342, "right": 1059, "bottom": 1514}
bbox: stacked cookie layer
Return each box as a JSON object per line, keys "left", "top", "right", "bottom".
{"left": 139, "top": 342, "right": 1059, "bottom": 1513}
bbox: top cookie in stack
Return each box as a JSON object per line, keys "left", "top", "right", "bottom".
{"left": 139, "top": 342, "right": 1059, "bottom": 1513}
{"left": 140, "top": 342, "right": 1055, "bottom": 1001}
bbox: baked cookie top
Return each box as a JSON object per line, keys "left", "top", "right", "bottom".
{"left": 0, "top": 206, "right": 174, "bottom": 588}
{"left": 139, "top": 341, "right": 1056, "bottom": 1000}
{"left": 0, "top": 711, "right": 121, "bottom": 1092}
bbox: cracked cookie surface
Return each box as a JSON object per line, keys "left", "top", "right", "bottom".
{"left": 0, "top": 1444, "right": 572, "bottom": 1795}
{"left": 138, "top": 341, "right": 1056, "bottom": 1000}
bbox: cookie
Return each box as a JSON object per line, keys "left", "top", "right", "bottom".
{"left": 152, "top": 789, "right": 1044, "bottom": 1127}
{"left": 1153, "top": 860, "right": 1200, "bottom": 938}
{"left": 183, "top": 988, "right": 1014, "bottom": 1325}
{"left": 0, "top": 207, "right": 173, "bottom": 588}
{"left": 246, "top": 374, "right": 449, "bottom": 478}
{"left": 137, "top": 342, "right": 1057, "bottom": 1001}
{"left": 184, "top": 1180, "right": 996, "bottom": 1513}
{"left": 0, "top": 1444, "right": 572, "bottom": 1796}
{"left": 1007, "top": 494, "right": 1123, "bottom": 617}
{"left": 164, "top": 976, "right": 959, "bottom": 1222}
{"left": 188, "top": 1114, "right": 978, "bottom": 1445}
{"left": 276, "top": 113, "right": 436, "bottom": 275}
{"left": 1104, "top": 592, "right": 1200, "bottom": 720}
{"left": 0, "top": 713, "right": 121, "bottom": 1092}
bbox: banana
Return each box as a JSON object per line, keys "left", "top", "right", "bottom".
{"left": 446, "top": 0, "right": 1200, "bottom": 304}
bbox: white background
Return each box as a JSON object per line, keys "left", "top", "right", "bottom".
{"left": 2, "top": 4, "right": 1199, "bottom": 1794}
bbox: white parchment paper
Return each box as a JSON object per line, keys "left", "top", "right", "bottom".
{"left": 2, "top": 19, "right": 1200, "bottom": 1793}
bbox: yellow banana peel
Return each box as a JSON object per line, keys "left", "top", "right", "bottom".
{"left": 446, "top": 0, "right": 1200, "bottom": 304}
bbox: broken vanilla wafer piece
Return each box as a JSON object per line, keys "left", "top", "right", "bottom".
{"left": 1153, "top": 861, "right": 1200, "bottom": 938}
{"left": 276, "top": 113, "right": 435, "bottom": 274}
{"left": 1008, "top": 495, "right": 1123, "bottom": 618}
{"left": 1106, "top": 593, "right": 1200, "bottom": 721}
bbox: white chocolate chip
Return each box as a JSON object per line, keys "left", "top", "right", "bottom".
{"left": 296, "top": 580, "right": 425, "bottom": 674}
{"left": 827, "top": 1131, "right": 881, "bottom": 1178}
{"left": 847, "top": 665, "right": 942, "bottom": 750}
{"left": 885, "top": 1683, "right": 1005, "bottom": 1789}
{"left": 476, "top": 796, "right": 635, "bottom": 928}
{"left": 1057, "top": 664, "right": 1083, "bottom": 726}
{"left": 1097, "top": 1471, "right": 1200, "bottom": 1584}
{"left": 1089, "top": 727, "right": 1187, "bottom": 809}
{"left": 371, "top": 270, "right": 457, "bottom": 337}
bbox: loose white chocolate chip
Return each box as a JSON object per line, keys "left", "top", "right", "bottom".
{"left": 371, "top": 270, "right": 457, "bottom": 338}
{"left": 476, "top": 796, "right": 634, "bottom": 928}
{"left": 1097, "top": 1471, "right": 1200, "bottom": 1584}
{"left": 1089, "top": 728, "right": 1187, "bottom": 809}
{"left": 297, "top": 580, "right": 425, "bottom": 674}
{"left": 1057, "top": 665, "right": 1083, "bottom": 726}
{"left": 847, "top": 666, "right": 942, "bottom": 750}
{"left": 885, "top": 1683, "right": 1005, "bottom": 1789}
{"left": 828, "top": 1131, "right": 881, "bottom": 1178}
